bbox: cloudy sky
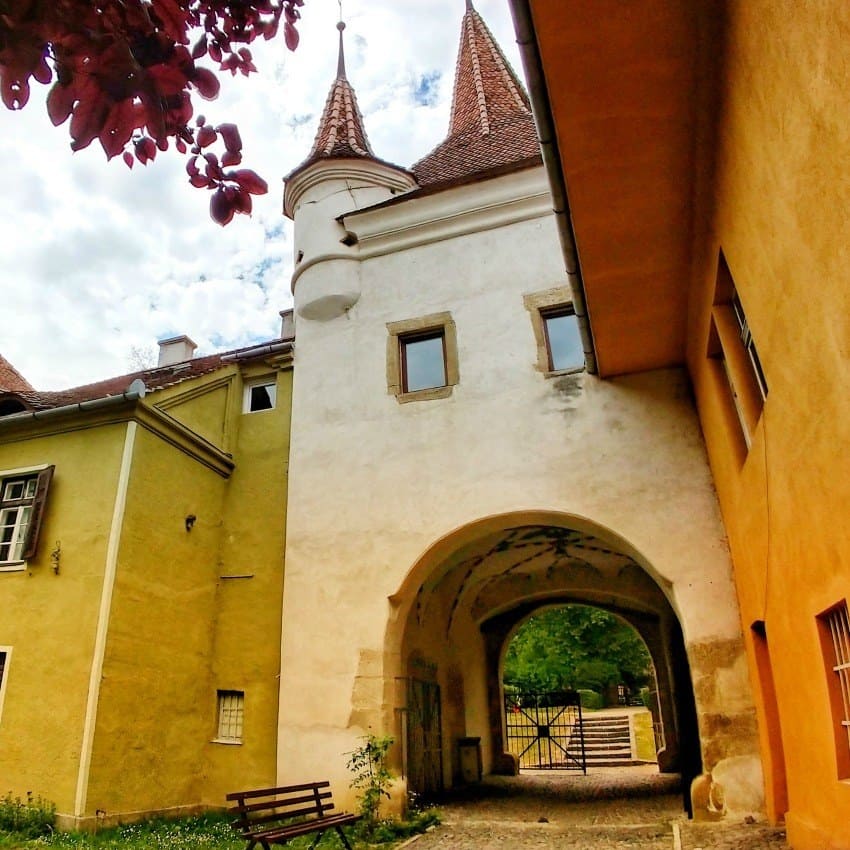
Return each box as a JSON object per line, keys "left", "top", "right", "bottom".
{"left": 0, "top": 1, "right": 525, "bottom": 390}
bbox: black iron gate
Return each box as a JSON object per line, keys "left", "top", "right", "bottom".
{"left": 407, "top": 678, "right": 443, "bottom": 796}
{"left": 504, "top": 691, "right": 586, "bottom": 772}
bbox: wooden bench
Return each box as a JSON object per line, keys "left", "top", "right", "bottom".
{"left": 226, "top": 782, "right": 360, "bottom": 850}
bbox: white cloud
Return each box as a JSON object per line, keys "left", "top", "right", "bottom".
{"left": 0, "top": 0, "right": 525, "bottom": 389}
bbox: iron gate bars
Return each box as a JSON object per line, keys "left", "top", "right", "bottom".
{"left": 504, "top": 691, "right": 587, "bottom": 773}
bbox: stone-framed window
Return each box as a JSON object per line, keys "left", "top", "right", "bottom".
{"left": 386, "top": 312, "right": 459, "bottom": 403}
{"left": 524, "top": 287, "right": 584, "bottom": 375}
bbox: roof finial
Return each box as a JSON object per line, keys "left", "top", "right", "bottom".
{"left": 336, "top": 1, "right": 346, "bottom": 79}
{"left": 465, "top": 0, "right": 474, "bottom": 10}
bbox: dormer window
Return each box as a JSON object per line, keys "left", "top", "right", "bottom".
{"left": 0, "top": 398, "right": 29, "bottom": 417}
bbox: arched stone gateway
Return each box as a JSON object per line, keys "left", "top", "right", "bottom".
{"left": 382, "top": 511, "right": 763, "bottom": 819}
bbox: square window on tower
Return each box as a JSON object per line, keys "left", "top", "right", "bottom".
{"left": 386, "top": 312, "right": 459, "bottom": 403}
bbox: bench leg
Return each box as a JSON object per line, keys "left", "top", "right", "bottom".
{"left": 335, "top": 825, "right": 355, "bottom": 850}
{"left": 307, "top": 831, "right": 325, "bottom": 850}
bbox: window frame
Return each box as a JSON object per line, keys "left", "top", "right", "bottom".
{"left": 524, "top": 287, "right": 585, "bottom": 376}
{"left": 0, "top": 647, "right": 10, "bottom": 726}
{"left": 0, "top": 464, "right": 53, "bottom": 571}
{"left": 214, "top": 689, "right": 245, "bottom": 744}
{"left": 818, "top": 601, "right": 850, "bottom": 778}
{"left": 386, "top": 312, "right": 459, "bottom": 403}
{"left": 242, "top": 378, "right": 277, "bottom": 414}
{"left": 400, "top": 328, "right": 448, "bottom": 394}
{"left": 707, "top": 251, "right": 768, "bottom": 450}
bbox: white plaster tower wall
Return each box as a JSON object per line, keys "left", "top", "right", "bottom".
{"left": 279, "top": 165, "right": 759, "bottom": 813}
{"left": 277, "top": 3, "right": 761, "bottom": 818}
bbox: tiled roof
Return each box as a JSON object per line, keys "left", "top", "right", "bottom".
{"left": 412, "top": 1, "right": 541, "bottom": 188}
{"left": 0, "top": 354, "right": 33, "bottom": 393}
{"left": 285, "top": 23, "right": 377, "bottom": 179}
{"left": 0, "top": 338, "right": 292, "bottom": 414}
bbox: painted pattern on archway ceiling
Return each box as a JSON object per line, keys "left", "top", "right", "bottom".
{"left": 412, "top": 525, "right": 668, "bottom": 634}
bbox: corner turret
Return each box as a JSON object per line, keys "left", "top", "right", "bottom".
{"left": 283, "top": 21, "right": 416, "bottom": 321}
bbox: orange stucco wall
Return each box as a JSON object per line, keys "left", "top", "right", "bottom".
{"left": 687, "top": 3, "right": 850, "bottom": 847}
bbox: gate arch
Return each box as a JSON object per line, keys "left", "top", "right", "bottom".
{"left": 383, "top": 509, "right": 749, "bottom": 815}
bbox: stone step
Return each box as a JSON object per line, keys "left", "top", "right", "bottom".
{"left": 580, "top": 718, "right": 630, "bottom": 728}
{"left": 575, "top": 742, "right": 631, "bottom": 753}
{"left": 580, "top": 730, "right": 630, "bottom": 739}
{"left": 568, "top": 749, "right": 633, "bottom": 761}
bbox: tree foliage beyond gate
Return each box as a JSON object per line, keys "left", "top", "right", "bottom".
{"left": 503, "top": 605, "right": 652, "bottom": 695}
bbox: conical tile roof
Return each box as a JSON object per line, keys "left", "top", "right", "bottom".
{"left": 0, "top": 354, "right": 33, "bottom": 393}
{"left": 286, "top": 22, "right": 377, "bottom": 178}
{"left": 412, "top": 1, "right": 541, "bottom": 188}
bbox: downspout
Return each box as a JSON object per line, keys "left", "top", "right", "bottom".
{"left": 508, "top": 0, "right": 598, "bottom": 374}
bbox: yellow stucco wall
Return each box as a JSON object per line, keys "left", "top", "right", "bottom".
{"left": 0, "top": 424, "right": 128, "bottom": 814}
{"left": 688, "top": 3, "right": 850, "bottom": 846}
{"left": 79, "top": 365, "right": 292, "bottom": 821}
{"left": 0, "top": 360, "right": 292, "bottom": 826}
{"left": 204, "top": 365, "right": 292, "bottom": 806}
{"left": 154, "top": 377, "right": 234, "bottom": 452}
{"left": 83, "top": 423, "right": 230, "bottom": 818}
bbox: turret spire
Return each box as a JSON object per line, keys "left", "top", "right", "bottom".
{"left": 289, "top": 19, "right": 375, "bottom": 170}
{"left": 336, "top": 20, "right": 346, "bottom": 80}
{"left": 411, "top": 2, "right": 540, "bottom": 187}
{"left": 448, "top": 1, "right": 530, "bottom": 137}
{"left": 283, "top": 16, "right": 416, "bottom": 219}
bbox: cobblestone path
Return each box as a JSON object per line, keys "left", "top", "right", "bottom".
{"left": 403, "top": 767, "right": 787, "bottom": 850}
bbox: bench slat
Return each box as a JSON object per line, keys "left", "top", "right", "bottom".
{"left": 240, "top": 803, "right": 337, "bottom": 828}
{"left": 245, "top": 813, "right": 358, "bottom": 841}
{"left": 226, "top": 782, "right": 330, "bottom": 802}
{"left": 230, "top": 791, "right": 333, "bottom": 816}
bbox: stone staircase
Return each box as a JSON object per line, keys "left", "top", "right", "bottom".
{"left": 569, "top": 712, "right": 636, "bottom": 767}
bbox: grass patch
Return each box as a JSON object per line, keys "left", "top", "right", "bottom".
{"left": 0, "top": 810, "right": 439, "bottom": 850}
{"left": 632, "top": 709, "right": 657, "bottom": 762}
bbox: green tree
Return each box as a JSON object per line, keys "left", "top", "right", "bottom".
{"left": 503, "top": 605, "right": 652, "bottom": 694}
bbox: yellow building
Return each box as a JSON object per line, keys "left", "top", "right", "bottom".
{"left": 0, "top": 328, "right": 293, "bottom": 829}
{"left": 511, "top": 2, "right": 850, "bottom": 847}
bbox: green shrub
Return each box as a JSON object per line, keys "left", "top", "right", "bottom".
{"left": 347, "top": 734, "right": 395, "bottom": 833}
{"left": 355, "top": 809, "right": 441, "bottom": 844}
{"left": 0, "top": 791, "right": 56, "bottom": 838}
{"left": 577, "top": 689, "right": 603, "bottom": 710}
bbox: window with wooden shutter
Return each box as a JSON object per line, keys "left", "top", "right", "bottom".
{"left": 22, "top": 466, "right": 53, "bottom": 561}
{"left": 0, "top": 465, "right": 53, "bottom": 566}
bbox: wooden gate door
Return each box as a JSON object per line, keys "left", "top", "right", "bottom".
{"left": 407, "top": 678, "right": 443, "bottom": 797}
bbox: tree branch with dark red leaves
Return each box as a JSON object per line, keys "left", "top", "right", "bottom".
{"left": 0, "top": 0, "right": 304, "bottom": 224}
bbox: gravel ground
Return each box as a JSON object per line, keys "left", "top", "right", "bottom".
{"left": 402, "top": 767, "right": 787, "bottom": 850}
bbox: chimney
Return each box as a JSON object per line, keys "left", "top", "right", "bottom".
{"left": 280, "top": 309, "right": 295, "bottom": 340}
{"left": 157, "top": 335, "right": 197, "bottom": 367}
